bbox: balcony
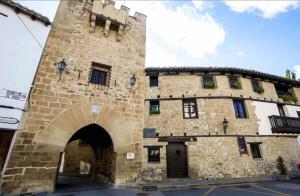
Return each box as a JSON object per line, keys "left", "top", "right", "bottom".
{"left": 269, "top": 115, "right": 300, "bottom": 134}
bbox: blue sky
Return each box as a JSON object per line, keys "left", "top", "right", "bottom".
{"left": 18, "top": 0, "right": 300, "bottom": 78}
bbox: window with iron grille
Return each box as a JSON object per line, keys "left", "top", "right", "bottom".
{"left": 89, "top": 62, "right": 111, "bottom": 86}
{"left": 233, "top": 100, "right": 247, "bottom": 118}
{"left": 202, "top": 75, "right": 216, "bottom": 89}
{"left": 149, "top": 101, "right": 160, "bottom": 115}
{"left": 150, "top": 76, "right": 158, "bottom": 87}
{"left": 148, "top": 147, "right": 160, "bottom": 162}
{"left": 143, "top": 128, "right": 156, "bottom": 138}
{"left": 250, "top": 143, "right": 262, "bottom": 158}
{"left": 229, "top": 76, "right": 242, "bottom": 89}
{"left": 183, "top": 99, "right": 198, "bottom": 119}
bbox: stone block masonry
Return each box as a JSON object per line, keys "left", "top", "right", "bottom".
{"left": 1, "top": 0, "right": 146, "bottom": 193}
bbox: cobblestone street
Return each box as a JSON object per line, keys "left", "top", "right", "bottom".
{"left": 48, "top": 177, "right": 300, "bottom": 196}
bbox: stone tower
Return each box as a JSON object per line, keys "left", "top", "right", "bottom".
{"left": 2, "top": 0, "right": 146, "bottom": 193}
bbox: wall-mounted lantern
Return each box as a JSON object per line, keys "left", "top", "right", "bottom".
{"left": 130, "top": 74, "right": 136, "bottom": 87}
{"left": 55, "top": 59, "right": 67, "bottom": 80}
{"left": 222, "top": 118, "right": 229, "bottom": 135}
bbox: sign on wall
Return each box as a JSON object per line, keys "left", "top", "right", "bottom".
{"left": 0, "top": 116, "right": 19, "bottom": 124}
{"left": 0, "top": 89, "right": 27, "bottom": 101}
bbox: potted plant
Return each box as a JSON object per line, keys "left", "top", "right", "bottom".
{"left": 276, "top": 156, "right": 289, "bottom": 181}
{"left": 232, "top": 81, "right": 242, "bottom": 89}
{"left": 254, "top": 86, "right": 264, "bottom": 94}
{"left": 279, "top": 94, "right": 298, "bottom": 103}
{"left": 204, "top": 81, "right": 216, "bottom": 89}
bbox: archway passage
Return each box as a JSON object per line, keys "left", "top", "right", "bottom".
{"left": 56, "top": 124, "right": 116, "bottom": 191}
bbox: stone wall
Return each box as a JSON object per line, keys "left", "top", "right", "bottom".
{"left": 145, "top": 99, "right": 259, "bottom": 136}
{"left": 141, "top": 136, "right": 300, "bottom": 181}
{"left": 143, "top": 73, "right": 300, "bottom": 182}
{"left": 1, "top": 0, "right": 146, "bottom": 193}
{"left": 62, "top": 140, "right": 94, "bottom": 176}
{"left": 146, "top": 75, "right": 280, "bottom": 101}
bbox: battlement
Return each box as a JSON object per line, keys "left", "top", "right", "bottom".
{"left": 89, "top": 0, "right": 146, "bottom": 41}
{"left": 91, "top": 0, "right": 129, "bottom": 25}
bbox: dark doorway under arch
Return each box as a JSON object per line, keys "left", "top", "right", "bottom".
{"left": 56, "top": 124, "right": 116, "bottom": 191}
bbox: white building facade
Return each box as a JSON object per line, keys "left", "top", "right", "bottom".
{"left": 0, "top": 0, "right": 51, "bottom": 176}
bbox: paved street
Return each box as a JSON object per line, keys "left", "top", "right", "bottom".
{"left": 48, "top": 178, "right": 300, "bottom": 196}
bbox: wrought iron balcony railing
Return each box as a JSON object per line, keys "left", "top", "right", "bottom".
{"left": 269, "top": 115, "right": 300, "bottom": 134}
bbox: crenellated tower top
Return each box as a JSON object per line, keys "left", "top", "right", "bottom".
{"left": 86, "top": 0, "right": 146, "bottom": 41}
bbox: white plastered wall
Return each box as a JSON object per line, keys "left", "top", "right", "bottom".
{"left": 251, "top": 101, "right": 280, "bottom": 135}
{"left": 0, "top": 4, "right": 50, "bottom": 129}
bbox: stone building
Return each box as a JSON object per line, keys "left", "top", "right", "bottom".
{"left": 1, "top": 0, "right": 300, "bottom": 194}
{"left": 1, "top": 0, "right": 146, "bottom": 193}
{"left": 142, "top": 67, "right": 300, "bottom": 181}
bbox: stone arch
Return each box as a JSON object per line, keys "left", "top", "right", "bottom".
{"left": 34, "top": 102, "right": 134, "bottom": 152}
{"left": 60, "top": 123, "right": 116, "bottom": 185}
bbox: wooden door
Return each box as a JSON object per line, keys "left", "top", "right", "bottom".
{"left": 166, "top": 143, "right": 188, "bottom": 178}
{"left": 0, "top": 130, "right": 14, "bottom": 174}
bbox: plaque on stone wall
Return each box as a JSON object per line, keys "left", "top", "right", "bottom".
{"left": 91, "top": 105, "right": 100, "bottom": 113}
{"left": 126, "top": 152, "right": 135, "bottom": 160}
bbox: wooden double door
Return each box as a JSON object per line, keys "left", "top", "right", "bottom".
{"left": 166, "top": 143, "right": 188, "bottom": 178}
{"left": 0, "top": 130, "right": 14, "bottom": 174}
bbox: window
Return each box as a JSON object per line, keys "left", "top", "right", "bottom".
{"left": 229, "top": 76, "right": 242, "bottom": 89}
{"left": 202, "top": 75, "right": 216, "bottom": 89}
{"left": 237, "top": 136, "right": 248, "bottom": 155}
{"left": 183, "top": 99, "right": 198, "bottom": 119}
{"left": 251, "top": 79, "right": 264, "bottom": 94}
{"left": 149, "top": 101, "right": 160, "bottom": 114}
{"left": 275, "top": 84, "right": 297, "bottom": 103}
{"left": 150, "top": 76, "right": 158, "bottom": 87}
{"left": 89, "top": 62, "right": 111, "bottom": 86}
{"left": 277, "top": 104, "right": 285, "bottom": 116}
{"left": 250, "top": 143, "right": 262, "bottom": 158}
{"left": 233, "top": 100, "right": 247, "bottom": 118}
{"left": 91, "top": 69, "right": 107, "bottom": 85}
{"left": 143, "top": 128, "right": 156, "bottom": 138}
{"left": 148, "top": 147, "right": 160, "bottom": 162}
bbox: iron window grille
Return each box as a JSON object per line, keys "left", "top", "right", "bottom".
{"left": 89, "top": 62, "right": 111, "bottom": 86}
{"left": 202, "top": 75, "right": 216, "bottom": 89}
{"left": 143, "top": 128, "right": 156, "bottom": 138}
{"left": 148, "top": 147, "right": 160, "bottom": 162}
{"left": 249, "top": 143, "right": 262, "bottom": 159}
{"left": 149, "top": 101, "right": 160, "bottom": 115}
{"left": 150, "top": 76, "right": 158, "bottom": 87}
{"left": 183, "top": 99, "right": 198, "bottom": 119}
{"left": 233, "top": 100, "right": 247, "bottom": 118}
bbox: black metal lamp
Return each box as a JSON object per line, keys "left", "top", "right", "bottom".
{"left": 130, "top": 74, "right": 136, "bottom": 86}
{"left": 222, "top": 118, "right": 229, "bottom": 135}
{"left": 56, "top": 59, "right": 67, "bottom": 80}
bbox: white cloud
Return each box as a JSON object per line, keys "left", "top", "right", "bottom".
{"left": 237, "top": 52, "right": 245, "bottom": 56}
{"left": 117, "top": 1, "right": 225, "bottom": 66}
{"left": 224, "top": 0, "right": 300, "bottom": 18}
{"left": 192, "top": 0, "right": 204, "bottom": 10}
{"left": 293, "top": 65, "right": 300, "bottom": 79}
{"left": 146, "top": 42, "right": 179, "bottom": 67}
